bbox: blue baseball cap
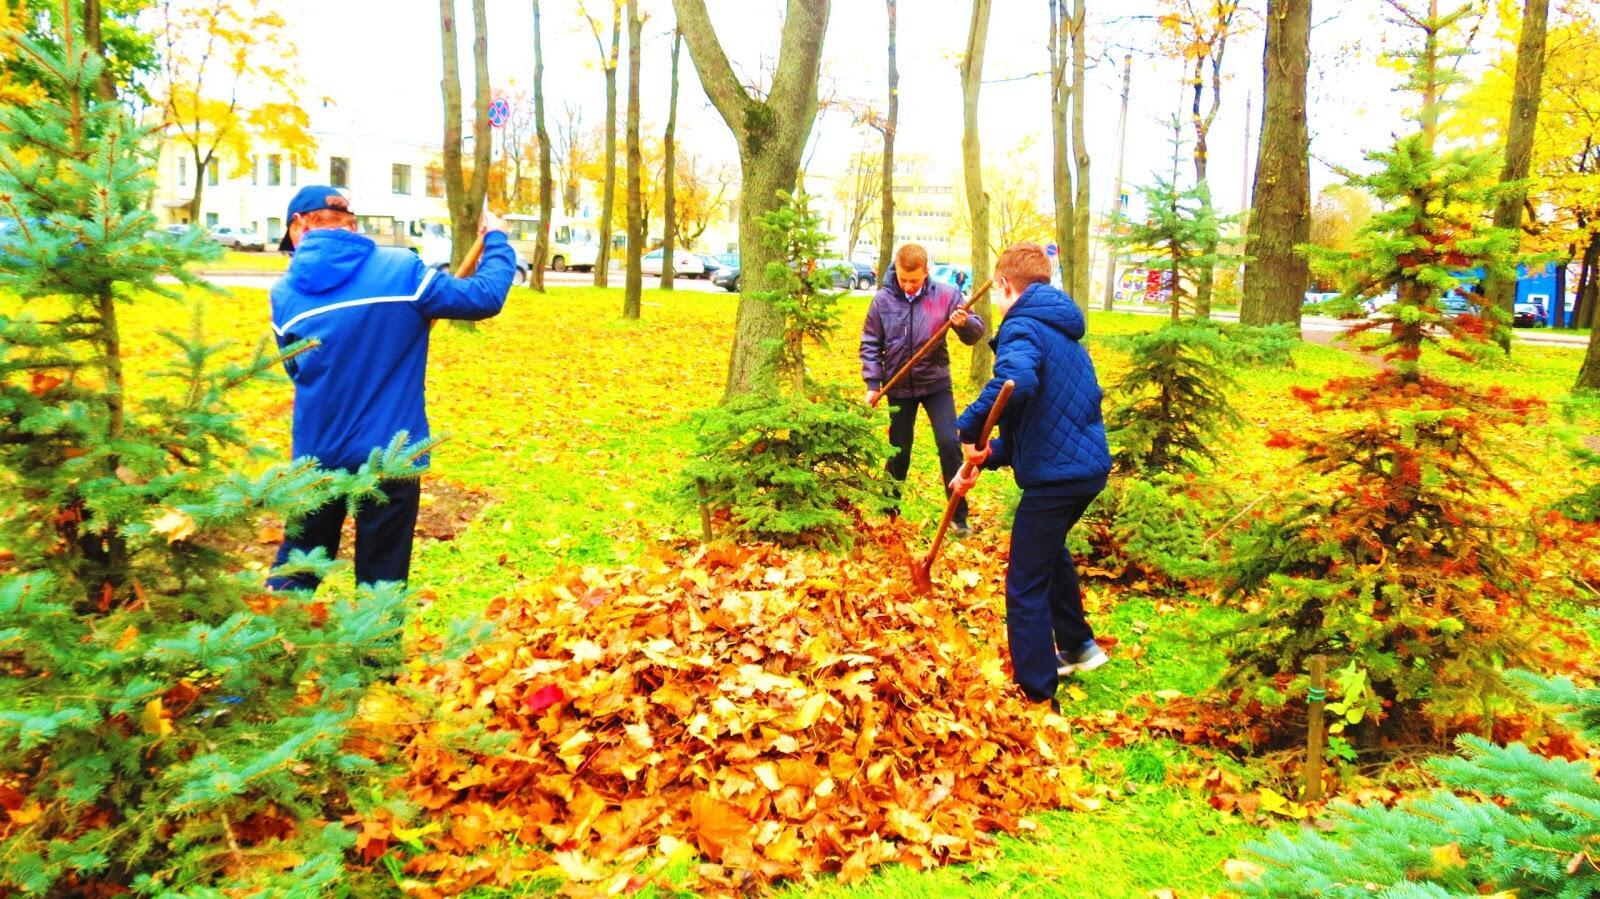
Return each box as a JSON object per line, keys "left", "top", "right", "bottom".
{"left": 279, "top": 185, "right": 352, "bottom": 251}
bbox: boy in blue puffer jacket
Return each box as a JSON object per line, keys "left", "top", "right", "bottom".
{"left": 266, "top": 186, "right": 516, "bottom": 593}
{"left": 953, "top": 242, "right": 1112, "bottom": 709}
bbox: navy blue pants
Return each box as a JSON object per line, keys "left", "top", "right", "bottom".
{"left": 1007, "top": 483, "right": 1102, "bottom": 701}
{"left": 886, "top": 388, "right": 968, "bottom": 528}
{"left": 267, "top": 478, "right": 421, "bottom": 592}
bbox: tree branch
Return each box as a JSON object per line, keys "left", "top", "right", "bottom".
{"left": 670, "top": 0, "right": 751, "bottom": 128}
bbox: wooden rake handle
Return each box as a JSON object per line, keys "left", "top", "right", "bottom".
{"left": 868, "top": 278, "right": 994, "bottom": 407}
{"left": 915, "top": 379, "right": 1015, "bottom": 589}
{"left": 427, "top": 232, "right": 488, "bottom": 332}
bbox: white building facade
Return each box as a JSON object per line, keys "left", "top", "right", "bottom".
{"left": 152, "top": 107, "right": 451, "bottom": 249}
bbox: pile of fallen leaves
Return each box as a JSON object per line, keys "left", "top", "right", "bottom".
{"left": 359, "top": 522, "right": 1100, "bottom": 894}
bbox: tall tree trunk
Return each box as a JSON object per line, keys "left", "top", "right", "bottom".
{"left": 673, "top": 0, "right": 828, "bottom": 398}
{"left": 660, "top": 30, "right": 681, "bottom": 289}
{"left": 1069, "top": 0, "right": 1090, "bottom": 305}
{"left": 595, "top": 3, "right": 621, "bottom": 287}
{"left": 962, "top": 0, "right": 993, "bottom": 388}
{"left": 186, "top": 149, "right": 209, "bottom": 224}
{"left": 440, "top": 0, "right": 492, "bottom": 269}
{"left": 1048, "top": 0, "right": 1076, "bottom": 305}
{"left": 623, "top": 0, "right": 643, "bottom": 318}
{"left": 876, "top": 0, "right": 898, "bottom": 283}
{"left": 1240, "top": 0, "right": 1312, "bottom": 328}
{"left": 1486, "top": 0, "right": 1550, "bottom": 352}
{"left": 532, "top": 0, "right": 552, "bottom": 292}
{"left": 82, "top": 0, "right": 117, "bottom": 101}
{"left": 1575, "top": 235, "right": 1600, "bottom": 388}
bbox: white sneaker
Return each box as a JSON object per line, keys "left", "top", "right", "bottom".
{"left": 1057, "top": 641, "right": 1109, "bottom": 675}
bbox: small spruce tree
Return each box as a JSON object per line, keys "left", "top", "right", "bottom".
{"left": 1217, "top": 2, "right": 1546, "bottom": 742}
{"left": 1246, "top": 670, "right": 1600, "bottom": 898}
{"left": 1110, "top": 129, "right": 1240, "bottom": 323}
{"left": 683, "top": 192, "right": 894, "bottom": 546}
{"left": 0, "top": 20, "right": 417, "bottom": 894}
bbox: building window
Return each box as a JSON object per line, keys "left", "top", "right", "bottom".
{"left": 177, "top": 156, "right": 187, "bottom": 186}
{"left": 267, "top": 154, "right": 282, "bottom": 187}
{"left": 250, "top": 155, "right": 258, "bottom": 186}
{"left": 329, "top": 156, "right": 349, "bottom": 188}
{"left": 425, "top": 165, "right": 444, "bottom": 198}
{"left": 267, "top": 216, "right": 283, "bottom": 241}
{"left": 392, "top": 164, "right": 412, "bottom": 195}
{"left": 290, "top": 159, "right": 298, "bottom": 186}
{"left": 206, "top": 163, "right": 218, "bottom": 186}
{"left": 205, "top": 212, "right": 218, "bottom": 227}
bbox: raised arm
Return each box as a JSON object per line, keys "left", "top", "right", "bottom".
{"left": 413, "top": 231, "right": 516, "bottom": 321}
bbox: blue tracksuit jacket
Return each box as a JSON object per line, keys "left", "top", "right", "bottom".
{"left": 269, "top": 228, "right": 515, "bottom": 469}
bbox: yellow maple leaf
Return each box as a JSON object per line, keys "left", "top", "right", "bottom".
{"left": 141, "top": 698, "right": 173, "bottom": 737}
{"left": 148, "top": 508, "right": 197, "bottom": 543}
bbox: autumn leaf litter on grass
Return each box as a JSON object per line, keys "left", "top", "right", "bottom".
{"left": 359, "top": 519, "right": 1109, "bottom": 895}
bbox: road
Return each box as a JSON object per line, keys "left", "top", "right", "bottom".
{"left": 190, "top": 271, "right": 1589, "bottom": 350}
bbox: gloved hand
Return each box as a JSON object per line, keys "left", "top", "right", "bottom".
{"left": 949, "top": 463, "right": 981, "bottom": 496}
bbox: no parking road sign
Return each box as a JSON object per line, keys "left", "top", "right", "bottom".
{"left": 488, "top": 97, "right": 511, "bottom": 128}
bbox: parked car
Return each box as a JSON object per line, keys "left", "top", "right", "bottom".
{"left": 1439, "top": 289, "right": 1480, "bottom": 317}
{"left": 418, "top": 226, "right": 531, "bottom": 284}
{"left": 712, "top": 262, "right": 740, "bottom": 292}
{"left": 831, "top": 260, "right": 877, "bottom": 290}
{"left": 714, "top": 252, "right": 739, "bottom": 269}
{"left": 1513, "top": 301, "right": 1547, "bottom": 328}
{"left": 163, "top": 223, "right": 193, "bottom": 237}
{"left": 641, "top": 248, "right": 707, "bottom": 278}
{"left": 815, "top": 258, "right": 864, "bottom": 290}
{"left": 697, "top": 254, "right": 722, "bottom": 277}
{"left": 207, "top": 225, "right": 265, "bottom": 252}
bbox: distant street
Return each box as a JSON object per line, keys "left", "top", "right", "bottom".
{"left": 187, "top": 271, "right": 1589, "bottom": 350}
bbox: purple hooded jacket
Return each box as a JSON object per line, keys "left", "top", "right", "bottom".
{"left": 860, "top": 271, "right": 986, "bottom": 400}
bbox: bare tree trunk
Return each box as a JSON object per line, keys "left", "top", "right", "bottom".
{"left": 1048, "top": 0, "right": 1076, "bottom": 303}
{"left": 440, "top": 0, "right": 492, "bottom": 269}
{"left": 1487, "top": 0, "right": 1550, "bottom": 352}
{"left": 962, "top": 0, "right": 993, "bottom": 388}
{"left": 532, "top": 0, "right": 552, "bottom": 292}
{"left": 660, "top": 30, "right": 682, "bottom": 289}
{"left": 1241, "top": 0, "right": 1311, "bottom": 328}
{"left": 876, "top": 0, "right": 898, "bottom": 282}
{"left": 1069, "top": 0, "right": 1090, "bottom": 305}
{"left": 185, "top": 149, "right": 210, "bottom": 224}
{"left": 623, "top": 0, "right": 643, "bottom": 318}
{"left": 82, "top": 0, "right": 117, "bottom": 101}
{"left": 1574, "top": 234, "right": 1600, "bottom": 388}
{"left": 595, "top": 2, "right": 621, "bottom": 287}
{"left": 673, "top": 0, "right": 829, "bottom": 399}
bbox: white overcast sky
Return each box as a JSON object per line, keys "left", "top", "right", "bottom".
{"left": 276, "top": 0, "right": 1485, "bottom": 219}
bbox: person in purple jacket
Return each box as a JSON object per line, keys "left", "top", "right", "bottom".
{"left": 860, "top": 243, "right": 987, "bottom": 535}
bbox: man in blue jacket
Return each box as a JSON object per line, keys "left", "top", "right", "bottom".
{"left": 860, "top": 243, "right": 985, "bottom": 535}
{"left": 266, "top": 185, "right": 515, "bottom": 592}
{"left": 953, "top": 242, "right": 1112, "bottom": 709}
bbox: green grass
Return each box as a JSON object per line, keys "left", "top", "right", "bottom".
{"left": 94, "top": 285, "right": 1591, "bottom": 897}
{"left": 198, "top": 249, "right": 289, "bottom": 273}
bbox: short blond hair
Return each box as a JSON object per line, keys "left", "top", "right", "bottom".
{"left": 996, "top": 242, "right": 1052, "bottom": 290}
{"left": 894, "top": 243, "right": 928, "bottom": 274}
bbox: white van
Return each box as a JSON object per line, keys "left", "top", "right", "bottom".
{"left": 503, "top": 214, "right": 602, "bottom": 272}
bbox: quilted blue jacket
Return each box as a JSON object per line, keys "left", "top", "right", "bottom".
{"left": 956, "top": 281, "right": 1111, "bottom": 488}
{"left": 270, "top": 228, "right": 515, "bottom": 469}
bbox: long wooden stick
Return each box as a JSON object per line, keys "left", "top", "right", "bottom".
{"left": 868, "top": 278, "right": 994, "bottom": 407}
{"left": 912, "top": 379, "right": 1014, "bottom": 592}
{"left": 1304, "top": 655, "right": 1328, "bottom": 803}
{"left": 428, "top": 233, "right": 487, "bottom": 332}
